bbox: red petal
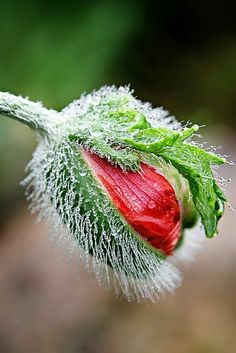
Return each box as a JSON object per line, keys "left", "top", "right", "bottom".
{"left": 82, "top": 150, "right": 181, "bottom": 255}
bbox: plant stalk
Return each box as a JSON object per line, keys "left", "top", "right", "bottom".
{"left": 0, "top": 91, "right": 57, "bottom": 135}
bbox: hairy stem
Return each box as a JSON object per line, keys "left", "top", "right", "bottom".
{"left": 0, "top": 91, "right": 57, "bottom": 135}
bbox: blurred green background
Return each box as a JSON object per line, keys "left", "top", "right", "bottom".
{"left": 0, "top": 1, "right": 236, "bottom": 353}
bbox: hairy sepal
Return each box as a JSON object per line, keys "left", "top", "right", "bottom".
{"left": 24, "top": 139, "right": 181, "bottom": 301}
{"left": 63, "top": 87, "right": 226, "bottom": 238}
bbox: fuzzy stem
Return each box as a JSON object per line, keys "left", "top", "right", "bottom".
{"left": 0, "top": 91, "right": 57, "bottom": 135}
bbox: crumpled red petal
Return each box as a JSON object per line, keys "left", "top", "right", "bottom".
{"left": 83, "top": 150, "right": 181, "bottom": 255}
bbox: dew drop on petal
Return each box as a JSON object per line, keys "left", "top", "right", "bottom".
{"left": 147, "top": 200, "right": 156, "bottom": 209}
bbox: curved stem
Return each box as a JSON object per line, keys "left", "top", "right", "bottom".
{"left": 0, "top": 91, "right": 57, "bottom": 135}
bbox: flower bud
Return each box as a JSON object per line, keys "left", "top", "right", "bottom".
{"left": 0, "top": 86, "right": 227, "bottom": 301}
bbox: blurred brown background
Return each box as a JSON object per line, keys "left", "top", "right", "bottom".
{"left": 0, "top": 1, "right": 236, "bottom": 352}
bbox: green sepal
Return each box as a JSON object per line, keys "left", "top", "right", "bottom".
{"left": 68, "top": 133, "right": 141, "bottom": 171}
{"left": 47, "top": 142, "right": 166, "bottom": 278}
{"left": 65, "top": 94, "right": 227, "bottom": 238}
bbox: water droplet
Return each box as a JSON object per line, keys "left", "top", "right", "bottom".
{"left": 153, "top": 182, "right": 158, "bottom": 188}
{"left": 91, "top": 131, "right": 101, "bottom": 137}
{"left": 79, "top": 170, "right": 87, "bottom": 177}
{"left": 148, "top": 200, "right": 156, "bottom": 209}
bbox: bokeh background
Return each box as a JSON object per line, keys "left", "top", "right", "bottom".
{"left": 0, "top": 1, "right": 236, "bottom": 352}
